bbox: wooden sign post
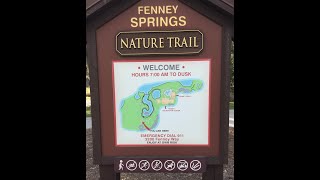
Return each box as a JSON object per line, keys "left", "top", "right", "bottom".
{"left": 86, "top": 0, "right": 233, "bottom": 179}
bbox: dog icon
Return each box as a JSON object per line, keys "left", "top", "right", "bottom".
{"left": 164, "top": 160, "right": 175, "bottom": 171}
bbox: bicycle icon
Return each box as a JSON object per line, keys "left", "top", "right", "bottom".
{"left": 138, "top": 160, "right": 150, "bottom": 171}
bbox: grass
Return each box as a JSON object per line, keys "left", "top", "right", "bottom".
{"left": 229, "top": 102, "right": 234, "bottom": 109}
{"left": 86, "top": 93, "right": 91, "bottom": 117}
{"left": 86, "top": 106, "right": 91, "bottom": 117}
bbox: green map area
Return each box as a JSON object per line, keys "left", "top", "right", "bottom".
{"left": 120, "top": 79, "right": 203, "bottom": 131}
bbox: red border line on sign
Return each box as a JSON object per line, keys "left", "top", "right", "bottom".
{"left": 112, "top": 61, "right": 118, "bottom": 146}
{"left": 208, "top": 59, "right": 212, "bottom": 146}
{"left": 112, "top": 59, "right": 210, "bottom": 63}
{"left": 112, "top": 58, "right": 212, "bottom": 147}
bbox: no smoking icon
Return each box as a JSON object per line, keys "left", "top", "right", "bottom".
{"left": 190, "top": 160, "right": 201, "bottom": 171}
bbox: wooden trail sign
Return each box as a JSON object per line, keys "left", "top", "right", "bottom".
{"left": 86, "top": 0, "right": 233, "bottom": 179}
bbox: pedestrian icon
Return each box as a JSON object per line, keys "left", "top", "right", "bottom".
{"left": 151, "top": 160, "right": 163, "bottom": 171}
{"left": 177, "top": 160, "right": 188, "bottom": 171}
{"left": 190, "top": 160, "right": 201, "bottom": 171}
{"left": 118, "top": 160, "right": 124, "bottom": 170}
{"left": 126, "top": 160, "right": 137, "bottom": 171}
{"left": 164, "top": 160, "right": 175, "bottom": 171}
{"left": 138, "top": 160, "right": 150, "bottom": 171}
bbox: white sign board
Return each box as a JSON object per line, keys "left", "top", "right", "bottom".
{"left": 112, "top": 59, "right": 211, "bottom": 146}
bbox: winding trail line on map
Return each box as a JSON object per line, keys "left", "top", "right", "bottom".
{"left": 142, "top": 122, "right": 151, "bottom": 131}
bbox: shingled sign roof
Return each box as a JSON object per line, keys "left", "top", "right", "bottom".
{"left": 86, "top": 0, "right": 234, "bottom": 18}
{"left": 222, "top": 0, "right": 234, "bottom": 7}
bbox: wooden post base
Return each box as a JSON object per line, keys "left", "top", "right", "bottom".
{"left": 202, "top": 165, "right": 223, "bottom": 180}
{"left": 99, "top": 165, "right": 120, "bottom": 180}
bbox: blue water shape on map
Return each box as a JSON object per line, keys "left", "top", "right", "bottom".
{"left": 179, "top": 79, "right": 193, "bottom": 86}
{"left": 152, "top": 90, "right": 161, "bottom": 99}
{"left": 138, "top": 82, "right": 165, "bottom": 94}
{"left": 164, "top": 89, "right": 172, "bottom": 97}
{"left": 120, "top": 100, "right": 124, "bottom": 108}
{"left": 142, "top": 94, "right": 154, "bottom": 117}
{"left": 135, "top": 93, "right": 140, "bottom": 99}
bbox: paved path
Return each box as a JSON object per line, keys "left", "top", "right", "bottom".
{"left": 86, "top": 110, "right": 234, "bottom": 129}
{"left": 229, "top": 109, "right": 234, "bottom": 127}
{"left": 86, "top": 117, "right": 92, "bottom": 129}
{"left": 229, "top": 109, "right": 234, "bottom": 119}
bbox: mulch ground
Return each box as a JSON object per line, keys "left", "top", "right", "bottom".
{"left": 86, "top": 128, "right": 234, "bottom": 180}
